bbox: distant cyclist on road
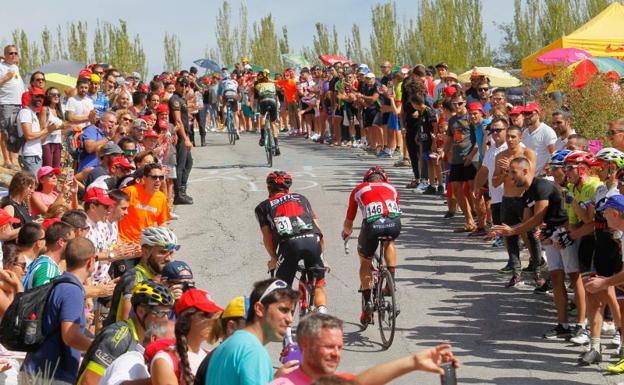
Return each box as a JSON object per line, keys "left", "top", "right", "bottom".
{"left": 255, "top": 69, "right": 281, "bottom": 156}
{"left": 342, "top": 166, "right": 401, "bottom": 324}
{"left": 218, "top": 70, "right": 240, "bottom": 138}
{"left": 254, "top": 170, "right": 328, "bottom": 312}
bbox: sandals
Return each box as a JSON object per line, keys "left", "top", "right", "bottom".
{"left": 406, "top": 180, "right": 420, "bottom": 189}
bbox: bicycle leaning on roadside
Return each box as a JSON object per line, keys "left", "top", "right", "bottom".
{"left": 349, "top": 236, "right": 398, "bottom": 349}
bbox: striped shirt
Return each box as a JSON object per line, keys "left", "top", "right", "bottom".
{"left": 22, "top": 255, "right": 60, "bottom": 290}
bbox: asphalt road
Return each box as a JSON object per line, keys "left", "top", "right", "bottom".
{"left": 170, "top": 131, "right": 618, "bottom": 385}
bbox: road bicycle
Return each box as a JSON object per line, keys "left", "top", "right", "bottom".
{"left": 349, "top": 236, "right": 398, "bottom": 349}
{"left": 225, "top": 103, "right": 237, "bottom": 145}
{"left": 263, "top": 112, "right": 275, "bottom": 167}
{"left": 293, "top": 261, "right": 326, "bottom": 319}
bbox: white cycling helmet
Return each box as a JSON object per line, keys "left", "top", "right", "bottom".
{"left": 595, "top": 147, "right": 624, "bottom": 165}
{"left": 140, "top": 226, "right": 179, "bottom": 250}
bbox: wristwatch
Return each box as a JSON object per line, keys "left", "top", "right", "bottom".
{"left": 108, "top": 251, "right": 115, "bottom": 261}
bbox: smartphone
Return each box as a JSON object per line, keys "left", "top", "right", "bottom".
{"left": 66, "top": 168, "right": 74, "bottom": 182}
{"left": 440, "top": 362, "right": 457, "bottom": 385}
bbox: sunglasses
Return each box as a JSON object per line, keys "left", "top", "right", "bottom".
{"left": 147, "top": 308, "right": 172, "bottom": 318}
{"left": 123, "top": 149, "right": 138, "bottom": 155}
{"left": 12, "top": 261, "right": 26, "bottom": 270}
{"left": 608, "top": 130, "right": 624, "bottom": 137}
{"left": 452, "top": 101, "right": 465, "bottom": 106}
{"left": 550, "top": 165, "right": 562, "bottom": 171}
{"left": 7, "top": 52, "right": 18, "bottom": 56}
{"left": 258, "top": 279, "right": 288, "bottom": 303}
{"left": 522, "top": 112, "right": 535, "bottom": 116}
{"left": 490, "top": 129, "right": 505, "bottom": 133}
{"left": 148, "top": 175, "right": 165, "bottom": 181}
{"left": 49, "top": 92, "right": 60, "bottom": 97}
{"left": 564, "top": 165, "right": 578, "bottom": 171}
{"left": 34, "top": 78, "right": 45, "bottom": 82}
{"left": 122, "top": 117, "right": 133, "bottom": 122}
{"left": 161, "top": 243, "right": 180, "bottom": 252}
{"left": 134, "top": 128, "right": 147, "bottom": 132}
{"left": 478, "top": 88, "right": 489, "bottom": 92}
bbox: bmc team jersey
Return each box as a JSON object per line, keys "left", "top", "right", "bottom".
{"left": 76, "top": 319, "right": 140, "bottom": 382}
{"left": 346, "top": 181, "right": 401, "bottom": 223}
{"left": 255, "top": 193, "right": 320, "bottom": 241}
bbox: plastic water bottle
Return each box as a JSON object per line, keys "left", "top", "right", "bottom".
{"left": 280, "top": 328, "right": 302, "bottom": 364}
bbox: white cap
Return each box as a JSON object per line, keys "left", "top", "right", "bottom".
{"left": 365, "top": 72, "right": 375, "bottom": 79}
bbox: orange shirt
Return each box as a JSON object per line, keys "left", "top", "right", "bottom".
{"left": 119, "top": 183, "right": 170, "bottom": 244}
{"left": 277, "top": 79, "right": 298, "bottom": 103}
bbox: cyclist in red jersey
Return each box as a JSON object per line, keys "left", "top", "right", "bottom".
{"left": 342, "top": 166, "right": 401, "bottom": 323}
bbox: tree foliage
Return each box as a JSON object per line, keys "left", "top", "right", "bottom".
{"left": 249, "top": 15, "right": 282, "bottom": 70}
{"left": 235, "top": 1, "right": 249, "bottom": 62}
{"left": 498, "top": 0, "right": 613, "bottom": 67}
{"left": 313, "top": 23, "right": 340, "bottom": 57}
{"left": 369, "top": 2, "right": 400, "bottom": 69}
{"left": 215, "top": 1, "right": 236, "bottom": 65}
{"left": 163, "top": 33, "right": 182, "bottom": 72}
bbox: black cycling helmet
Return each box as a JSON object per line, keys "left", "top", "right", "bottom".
{"left": 131, "top": 281, "right": 174, "bottom": 308}
{"left": 266, "top": 170, "right": 293, "bottom": 190}
{"left": 363, "top": 166, "right": 388, "bottom": 182}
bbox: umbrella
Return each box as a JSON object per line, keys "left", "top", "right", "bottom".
{"left": 568, "top": 57, "right": 624, "bottom": 88}
{"left": 536, "top": 48, "right": 592, "bottom": 66}
{"left": 281, "top": 54, "right": 310, "bottom": 69}
{"left": 193, "top": 59, "right": 221, "bottom": 72}
{"left": 34, "top": 60, "right": 85, "bottom": 77}
{"left": 45, "top": 73, "right": 77, "bottom": 93}
{"left": 457, "top": 66, "right": 522, "bottom": 88}
{"left": 318, "top": 54, "right": 352, "bottom": 66}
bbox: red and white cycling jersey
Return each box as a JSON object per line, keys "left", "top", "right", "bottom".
{"left": 346, "top": 181, "right": 401, "bottom": 222}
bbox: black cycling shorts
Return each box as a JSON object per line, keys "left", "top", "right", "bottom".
{"left": 224, "top": 95, "right": 239, "bottom": 112}
{"left": 276, "top": 233, "right": 325, "bottom": 286}
{"left": 594, "top": 232, "right": 623, "bottom": 277}
{"left": 358, "top": 217, "right": 401, "bottom": 258}
{"left": 259, "top": 99, "right": 278, "bottom": 122}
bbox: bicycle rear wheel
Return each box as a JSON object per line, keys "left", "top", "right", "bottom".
{"left": 376, "top": 269, "right": 396, "bottom": 349}
{"left": 228, "top": 118, "right": 236, "bottom": 145}
{"left": 265, "top": 126, "right": 273, "bottom": 167}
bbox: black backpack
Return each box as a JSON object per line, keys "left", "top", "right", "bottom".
{"left": 6, "top": 109, "right": 27, "bottom": 153}
{"left": 0, "top": 275, "right": 78, "bottom": 352}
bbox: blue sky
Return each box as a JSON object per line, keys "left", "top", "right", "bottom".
{"left": 0, "top": 0, "right": 513, "bottom": 75}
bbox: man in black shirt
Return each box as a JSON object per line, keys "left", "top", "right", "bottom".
{"left": 168, "top": 77, "right": 194, "bottom": 205}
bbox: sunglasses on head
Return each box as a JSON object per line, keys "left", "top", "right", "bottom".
{"left": 258, "top": 280, "right": 288, "bottom": 303}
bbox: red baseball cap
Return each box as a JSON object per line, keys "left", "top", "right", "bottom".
{"left": 144, "top": 130, "right": 159, "bottom": 139}
{"left": 0, "top": 209, "right": 20, "bottom": 227}
{"left": 524, "top": 102, "right": 542, "bottom": 114}
{"left": 83, "top": 187, "right": 115, "bottom": 206}
{"left": 37, "top": 166, "right": 61, "bottom": 180}
{"left": 443, "top": 86, "right": 457, "bottom": 98}
{"left": 78, "top": 69, "right": 92, "bottom": 79}
{"left": 509, "top": 105, "right": 525, "bottom": 116}
{"left": 110, "top": 156, "right": 135, "bottom": 170}
{"left": 175, "top": 288, "right": 223, "bottom": 316}
{"left": 42, "top": 218, "right": 61, "bottom": 231}
{"left": 30, "top": 87, "right": 46, "bottom": 97}
{"left": 156, "top": 104, "right": 169, "bottom": 114}
{"left": 468, "top": 102, "right": 484, "bottom": 114}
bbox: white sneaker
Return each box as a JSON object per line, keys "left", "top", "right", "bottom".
{"left": 169, "top": 212, "right": 179, "bottom": 220}
{"left": 570, "top": 327, "right": 590, "bottom": 345}
{"left": 612, "top": 331, "right": 621, "bottom": 348}
{"left": 603, "top": 322, "right": 617, "bottom": 336}
{"left": 316, "top": 305, "right": 328, "bottom": 314}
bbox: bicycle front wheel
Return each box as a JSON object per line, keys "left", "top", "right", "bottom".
{"left": 376, "top": 269, "right": 396, "bottom": 349}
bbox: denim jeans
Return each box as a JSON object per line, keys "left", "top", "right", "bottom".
{"left": 18, "top": 155, "right": 42, "bottom": 176}
{"left": 501, "top": 196, "right": 543, "bottom": 274}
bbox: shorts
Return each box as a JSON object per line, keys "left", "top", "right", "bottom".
{"left": 276, "top": 233, "right": 325, "bottom": 287}
{"left": 224, "top": 96, "right": 239, "bottom": 112}
{"left": 343, "top": 103, "right": 357, "bottom": 122}
{"left": 382, "top": 112, "right": 390, "bottom": 125}
{"left": 387, "top": 113, "right": 400, "bottom": 131}
{"left": 594, "top": 232, "right": 623, "bottom": 277}
{"left": 491, "top": 202, "right": 502, "bottom": 225}
{"left": 363, "top": 109, "right": 382, "bottom": 128}
{"left": 0, "top": 104, "right": 20, "bottom": 133}
{"left": 242, "top": 104, "right": 253, "bottom": 117}
{"left": 543, "top": 241, "right": 580, "bottom": 274}
{"left": 448, "top": 163, "right": 478, "bottom": 182}
{"left": 301, "top": 101, "right": 315, "bottom": 115}
{"left": 358, "top": 217, "right": 401, "bottom": 258}
{"left": 258, "top": 99, "right": 278, "bottom": 122}
{"left": 164, "top": 164, "right": 177, "bottom": 179}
